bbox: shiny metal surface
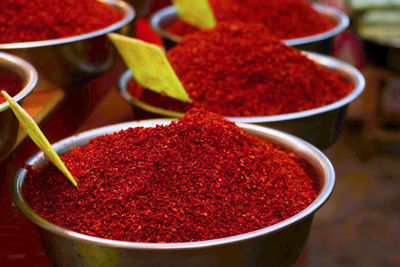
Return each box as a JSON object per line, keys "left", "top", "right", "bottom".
{"left": 150, "top": 3, "right": 349, "bottom": 52}
{"left": 118, "top": 52, "right": 365, "bottom": 150}
{"left": 0, "top": 52, "right": 38, "bottom": 161}
{"left": 0, "top": 0, "right": 134, "bottom": 88}
{"left": 13, "top": 120, "right": 334, "bottom": 267}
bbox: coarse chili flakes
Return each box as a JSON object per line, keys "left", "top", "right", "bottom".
{"left": 0, "top": 0, "right": 122, "bottom": 43}
{"left": 24, "top": 109, "right": 319, "bottom": 243}
{"left": 168, "top": 0, "right": 336, "bottom": 39}
{"left": 128, "top": 22, "right": 353, "bottom": 117}
{"left": 0, "top": 66, "right": 23, "bottom": 104}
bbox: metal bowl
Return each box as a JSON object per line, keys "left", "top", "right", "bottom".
{"left": 118, "top": 52, "right": 365, "bottom": 150}
{"left": 0, "top": 0, "right": 135, "bottom": 89}
{"left": 150, "top": 3, "right": 349, "bottom": 52}
{"left": 0, "top": 52, "right": 38, "bottom": 161}
{"left": 12, "top": 120, "right": 335, "bottom": 267}
{"left": 353, "top": 8, "right": 400, "bottom": 72}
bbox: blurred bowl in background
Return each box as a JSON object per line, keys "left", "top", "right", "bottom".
{"left": 124, "top": 0, "right": 152, "bottom": 16}
{"left": 355, "top": 8, "right": 400, "bottom": 72}
{"left": 0, "top": 0, "right": 135, "bottom": 89}
{"left": 13, "top": 119, "right": 335, "bottom": 267}
{"left": 150, "top": 3, "right": 349, "bottom": 53}
{"left": 118, "top": 52, "right": 365, "bottom": 150}
{"left": 0, "top": 52, "right": 38, "bottom": 162}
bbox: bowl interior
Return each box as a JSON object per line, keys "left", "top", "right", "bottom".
{"left": 284, "top": 3, "right": 349, "bottom": 46}
{"left": 0, "top": 52, "right": 38, "bottom": 112}
{"left": 13, "top": 120, "right": 334, "bottom": 249}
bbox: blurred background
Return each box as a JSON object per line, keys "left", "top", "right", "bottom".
{"left": 306, "top": 1, "right": 400, "bottom": 266}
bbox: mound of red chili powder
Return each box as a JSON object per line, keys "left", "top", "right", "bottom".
{"left": 129, "top": 22, "right": 353, "bottom": 117}
{"left": 168, "top": 0, "right": 335, "bottom": 39}
{"left": 24, "top": 109, "right": 319, "bottom": 243}
{"left": 0, "top": 0, "right": 122, "bottom": 43}
{"left": 0, "top": 67, "right": 23, "bottom": 104}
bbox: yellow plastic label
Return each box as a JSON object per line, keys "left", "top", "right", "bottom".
{"left": 108, "top": 33, "right": 191, "bottom": 102}
{"left": 1, "top": 91, "right": 78, "bottom": 187}
{"left": 172, "top": 0, "right": 217, "bottom": 29}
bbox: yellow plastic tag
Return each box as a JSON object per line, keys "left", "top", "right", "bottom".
{"left": 108, "top": 33, "right": 191, "bottom": 102}
{"left": 172, "top": 0, "right": 217, "bottom": 29}
{"left": 1, "top": 91, "right": 78, "bottom": 187}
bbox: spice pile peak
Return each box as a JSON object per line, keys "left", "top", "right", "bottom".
{"left": 129, "top": 22, "right": 353, "bottom": 116}
{"left": 24, "top": 109, "right": 319, "bottom": 243}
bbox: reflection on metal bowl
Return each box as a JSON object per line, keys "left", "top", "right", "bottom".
{"left": 0, "top": 0, "right": 135, "bottom": 89}
{"left": 0, "top": 52, "right": 38, "bottom": 161}
{"left": 118, "top": 52, "right": 365, "bottom": 150}
{"left": 150, "top": 3, "right": 349, "bottom": 53}
{"left": 13, "top": 120, "right": 335, "bottom": 267}
{"left": 123, "top": 0, "right": 152, "bottom": 16}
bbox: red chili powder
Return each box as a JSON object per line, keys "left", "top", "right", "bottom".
{"left": 0, "top": 0, "right": 122, "bottom": 43}
{"left": 128, "top": 22, "right": 353, "bottom": 117}
{"left": 168, "top": 0, "right": 336, "bottom": 39}
{"left": 0, "top": 67, "right": 23, "bottom": 104}
{"left": 23, "top": 109, "right": 319, "bottom": 243}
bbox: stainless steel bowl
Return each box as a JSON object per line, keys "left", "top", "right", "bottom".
{"left": 0, "top": 52, "right": 38, "bottom": 161}
{"left": 0, "top": 0, "right": 135, "bottom": 88}
{"left": 12, "top": 120, "right": 335, "bottom": 267}
{"left": 118, "top": 52, "right": 365, "bottom": 150}
{"left": 150, "top": 3, "right": 349, "bottom": 52}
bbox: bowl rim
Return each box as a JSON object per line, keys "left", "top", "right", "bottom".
{"left": 0, "top": 0, "right": 135, "bottom": 49}
{"left": 354, "top": 9, "right": 400, "bottom": 49}
{"left": 0, "top": 52, "right": 38, "bottom": 112}
{"left": 12, "top": 119, "right": 335, "bottom": 250}
{"left": 150, "top": 3, "right": 349, "bottom": 46}
{"left": 118, "top": 51, "right": 365, "bottom": 123}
